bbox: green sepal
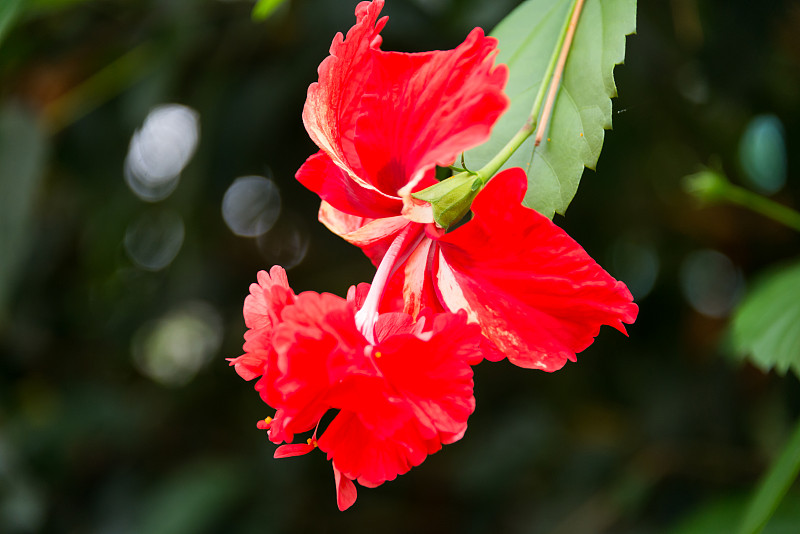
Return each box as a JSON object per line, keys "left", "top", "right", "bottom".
{"left": 412, "top": 172, "right": 483, "bottom": 229}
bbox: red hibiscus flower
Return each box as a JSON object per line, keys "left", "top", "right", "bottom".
{"left": 229, "top": 266, "right": 482, "bottom": 510}
{"left": 295, "top": 0, "right": 638, "bottom": 371}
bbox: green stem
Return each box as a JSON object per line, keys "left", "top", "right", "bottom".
{"left": 685, "top": 169, "right": 800, "bottom": 233}
{"left": 448, "top": 165, "right": 471, "bottom": 174}
{"left": 723, "top": 183, "right": 800, "bottom": 233}
{"left": 475, "top": 0, "right": 583, "bottom": 184}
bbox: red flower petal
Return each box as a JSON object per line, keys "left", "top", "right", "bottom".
{"left": 353, "top": 28, "right": 508, "bottom": 196}
{"left": 297, "top": 151, "right": 401, "bottom": 219}
{"left": 300, "top": 0, "right": 508, "bottom": 215}
{"left": 374, "top": 311, "right": 479, "bottom": 440}
{"left": 392, "top": 235, "right": 440, "bottom": 318}
{"left": 265, "top": 292, "right": 365, "bottom": 443}
{"left": 436, "top": 168, "right": 639, "bottom": 371}
{"left": 243, "top": 266, "right": 295, "bottom": 331}
{"left": 333, "top": 466, "right": 358, "bottom": 511}
{"left": 318, "top": 311, "right": 479, "bottom": 487}
{"left": 320, "top": 411, "right": 440, "bottom": 489}
{"left": 302, "top": 0, "right": 388, "bottom": 196}
{"left": 274, "top": 442, "right": 315, "bottom": 459}
{"left": 230, "top": 266, "right": 296, "bottom": 381}
{"left": 226, "top": 353, "right": 266, "bottom": 381}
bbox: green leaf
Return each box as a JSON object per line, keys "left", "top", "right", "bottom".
{"left": 738, "top": 418, "right": 800, "bottom": 534}
{"left": 669, "top": 491, "right": 800, "bottom": 534}
{"left": 252, "top": 0, "right": 288, "bottom": 22}
{"left": 731, "top": 260, "right": 800, "bottom": 380}
{"left": 465, "top": 0, "right": 636, "bottom": 218}
{"left": 0, "top": 103, "right": 48, "bottom": 322}
{"left": 0, "top": 0, "right": 25, "bottom": 48}
{"left": 28, "top": 0, "right": 97, "bottom": 10}
{"left": 137, "top": 460, "right": 243, "bottom": 534}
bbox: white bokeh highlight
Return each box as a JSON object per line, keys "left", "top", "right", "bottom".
{"left": 124, "top": 104, "right": 200, "bottom": 202}
{"left": 124, "top": 209, "right": 185, "bottom": 271}
{"left": 222, "top": 175, "right": 281, "bottom": 237}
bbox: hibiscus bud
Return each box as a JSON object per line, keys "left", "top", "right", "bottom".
{"left": 412, "top": 171, "right": 484, "bottom": 229}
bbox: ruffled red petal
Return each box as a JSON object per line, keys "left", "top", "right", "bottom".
{"left": 374, "top": 311, "right": 479, "bottom": 439}
{"left": 266, "top": 292, "right": 364, "bottom": 443}
{"left": 230, "top": 266, "right": 296, "bottom": 382}
{"left": 436, "top": 169, "right": 639, "bottom": 370}
{"left": 319, "top": 411, "right": 440, "bottom": 489}
{"left": 316, "top": 310, "right": 478, "bottom": 488}
{"left": 300, "top": 0, "right": 508, "bottom": 215}
{"left": 302, "top": 0, "right": 387, "bottom": 196}
{"left": 243, "top": 266, "right": 295, "bottom": 331}
{"left": 353, "top": 28, "right": 508, "bottom": 196}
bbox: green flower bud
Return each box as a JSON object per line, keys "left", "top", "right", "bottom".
{"left": 412, "top": 172, "right": 484, "bottom": 229}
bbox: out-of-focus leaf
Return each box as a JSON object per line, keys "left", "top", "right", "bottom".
{"left": 0, "top": 0, "right": 25, "bottom": 47}
{"left": 465, "top": 0, "right": 636, "bottom": 218}
{"left": 0, "top": 104, "right": 48, "bottom": 321}
{"left": 731, "top": 260, "right": 800, "bottom": 380}
{"left": 136, "top": 460, "right": 243, "bottom": 534}
{"left": 670, "top": 491, "right": 800, "bottom": 534}
{"left": 738, "top": 419, "right": 800, "bottom": 534}
{"left": 669, "top": 497, "right": 741, "bottom": 534}
{"left": 28, "top": 0, "right": 95, "bottom": 9}
{"left": 252, "top": 0, "right": 288, "bottom": 21}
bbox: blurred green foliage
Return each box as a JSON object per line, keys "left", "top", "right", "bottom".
{"left": 252, "top": 0, "right": 289, "bottom": 21}
{"left": 0, "top": 0, "right": 25, "bottom": 47}
{"left": 733, "top": 261, "right": 800, "bottom": 380}
{"left": 1, "top": 0, "right": 799, "bottom": 533}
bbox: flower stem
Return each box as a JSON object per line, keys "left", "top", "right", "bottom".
{"left": 534, "top": 0, "right": 586, "bottom": 147}
{"left": 475, "top": 0, "right": 585, "bottom": 183}
{"left": 684, "top": 169, "right": 800, "bottom": 233}
{"left": 723, "top": 183, "right": 800, "bottom": 233}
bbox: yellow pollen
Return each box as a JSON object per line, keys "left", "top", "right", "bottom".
{"left": 375, "top": 351, "right": 382, "bottom": 358}
{"left": 306, "top": 438, "right": 318, "bottom": 448}
{"left": 307, "top": 438, "right": 312, "bottom": 445}
{"left": 547, "top": 138, "right": 551, "bottom": 142}
{"left": 580, "top": 132, "right": 584, "bottom": 137}
{"left": 264, "top": 416, "right": 272, "bottom": 424}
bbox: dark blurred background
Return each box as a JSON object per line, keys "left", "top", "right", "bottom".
{"left": 1, "top": 0, "right": 799, "bottom": 532}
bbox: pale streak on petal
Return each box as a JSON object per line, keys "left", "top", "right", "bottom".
{"left": 435, "top": 252, "right": 479, "bottom": 324}
{"left": 319, "top": 201, "right": 408, "bottom": 247}
{"left": 401, "top": 238, "right": 434, "bottom": 318}
{"left": 437, "top": 252, "right": 548, "bottom": 368}
{"left": 398, "top": 169, "right": 435, "bottom": 224}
